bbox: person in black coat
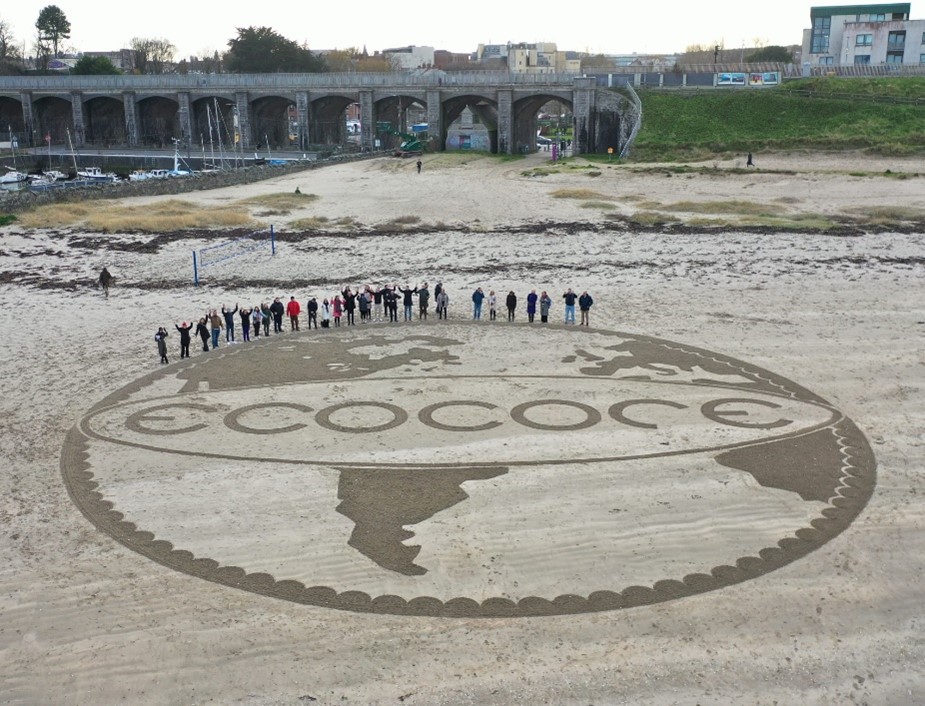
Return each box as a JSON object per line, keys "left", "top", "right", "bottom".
{"left": 195, "top": 317, "right": 210, "bottom": 352}
{"left": 270, "top": 297, "right": 285, "bottom": 333}
{"left": 307, "top": 297, "right": 318, "bottom": 329}
{"left": 175, "top": 321, "right": 192, "bottom": 358}
{"left": 342, "top": 287, "right": 357, "bottom": 325}
{"left": 506, "top": 291, "right": 517, "bottom": 321}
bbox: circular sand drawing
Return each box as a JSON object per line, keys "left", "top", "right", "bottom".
{"left": 61, "top": 325, "right": 876, "bottom": 617}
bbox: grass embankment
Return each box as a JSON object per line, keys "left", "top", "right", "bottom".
{"left": 630, "top": 77, "right": 925, "bottom": 161}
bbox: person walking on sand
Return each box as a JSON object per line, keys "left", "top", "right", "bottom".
{"left": 578, "top": 290, "right": 594, "bottom": 326}
{"left": 746, "top": 152, "right": 756, "bottom": 168}
{"left": 98, "top": 267, "right": 113, "bottom": 297}
{"left": 416, "top": 160, "right": 422, "bottom": 174}
{"left": 155, "top": 327, "right": 169, "bottom": 364}
{"left": 488, "top": 290, "right": 497, "bottom": 320}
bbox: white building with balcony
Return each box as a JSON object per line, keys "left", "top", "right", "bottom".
{"left": 802, "top": 3, "right": 925, "bottom": 66}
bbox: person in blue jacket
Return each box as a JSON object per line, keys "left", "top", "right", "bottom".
{"left": 472, "top": 287, "right": 485, "bottom": 320}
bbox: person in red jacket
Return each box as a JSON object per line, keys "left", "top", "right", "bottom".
{"left": 286, "top": 296, "right": 301, "bottom": 331}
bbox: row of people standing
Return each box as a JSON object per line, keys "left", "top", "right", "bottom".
{"left": 471, "top": 287, "right": 593, "bottom": 325}
{"left": 160, "top": 284, "right": 593, "bottom": 363}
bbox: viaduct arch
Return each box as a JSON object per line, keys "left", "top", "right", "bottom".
{"left": 0, "top": 73, "right": 632, "bottom": 156}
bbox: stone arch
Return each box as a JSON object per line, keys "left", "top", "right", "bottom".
{"left": 33, "top": 96, "right": 74, "bottom": 146}
{"left": 309, "top": 94, "right": 358, "bottom": 146}
{"left": 440, "top": 93, "right": 498, "bottom": 153}
{"left": 191, "top": 96, "right": 235, "bottom": 148}
{"left": 137, "top": 96, "right": 180, "bottom": 148}
{"left": 513, "top": 93, "right": 574, "bottom": 154}
{"left": 83, "top": 96, "right": 125, "bottom": 146}
{"left": 374, "top": 94, "right": 427, "bottom": 153}
{"left": 0, "top": 96, "right": 25, "bottom": 139}
{"left": 250, "top": 95, "right": 295, "bottom": 150}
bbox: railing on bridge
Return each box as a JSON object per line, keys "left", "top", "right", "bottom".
{"left": 0, "top": 71, "right": 584, "bottom": 92}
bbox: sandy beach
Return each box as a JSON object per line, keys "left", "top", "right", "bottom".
{"left": 1, "top": 150, "right": 923, "bottom": 704}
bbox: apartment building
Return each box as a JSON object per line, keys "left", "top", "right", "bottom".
{"left": 474, "top": 42, "right": 580, "bottom": 73}
{"left": 802, "top": 3, "right": 925, "bottom": 66}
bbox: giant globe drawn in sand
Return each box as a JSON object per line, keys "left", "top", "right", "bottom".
{"left": 61, "top": 324, "right": 876, "bottom": 617}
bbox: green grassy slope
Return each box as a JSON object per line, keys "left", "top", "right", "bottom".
{"left": 629, "top": 78, "right": 925, "bottom": 161}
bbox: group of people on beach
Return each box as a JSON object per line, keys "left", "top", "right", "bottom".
{"left": 153, "top": 282, "right": 594, "bottom": 364}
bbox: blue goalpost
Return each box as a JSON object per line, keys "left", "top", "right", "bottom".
{"left": 193, "top": 225, "right": 276, "bottom": 286}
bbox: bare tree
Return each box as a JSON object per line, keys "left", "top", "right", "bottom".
{"left": 130, "top": 37, "right": 176, "bottom": 74}
{"left": 0, "top": 19, "right": 22, "bottom": 60}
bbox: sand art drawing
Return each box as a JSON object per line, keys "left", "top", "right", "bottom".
{"left": 62, "top": 324, "right": 876, "bottom": 617}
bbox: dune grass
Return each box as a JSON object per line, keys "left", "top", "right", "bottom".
{"left": 550, "top": 188, "right": 614, "bottom": 201}
{"left": 660, "top": 200, "right": 778, "bottom": 216}
{"left": 17, "top": 199, "right": 254, "bottom": 232}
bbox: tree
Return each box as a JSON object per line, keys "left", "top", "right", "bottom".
{"left": 746, "top": 45, "right": 794, "bottom": 63}
{"left": 130, "top": 37, "right": 176, "bottom": 74}
{"left": 35, "top": 5, "right": 71, "bottom": 58}
{"left": 72, "top": 55, "right": 121, "bottom": 75}
{"left": 0, "top": 19, "right": 22, "bottom": 60}
{"left": 225, "top": 26, "right": 325, "bottom": 73}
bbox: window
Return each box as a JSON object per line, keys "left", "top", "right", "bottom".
{"left": 922, "top": 32, "right": 925, "bottom": 44}
{"left": 920, "top": 53, "right": 925, "bottom": 63}
{"left": 819, "top": 56, "right": 834, "bottom": 65}
{"left": 811, "top": 16, "right": 831, "bottom": 53}
{"left": 854, "top": 55, "right": 871, "bottom": 65}
{"left": 856, "top": 34, "right": 873, "bottom": 46}
{"left": 887, "top": 53, "right": 904, "bottom": 64}
{"left": 870, "top": 13, "right": 886, "bottom": 21}
{"left": 888, "top": 31, "right": 906, "bottom": 49}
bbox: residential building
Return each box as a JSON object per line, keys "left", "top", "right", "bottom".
{"left": 802, "top": 3, "right": 925, "bottom": 66}
{"left": 378, "top": 45, "right": 435, "bottom": 70}
{"left": 504, "top": 42, "right": 581, "bottom": 74}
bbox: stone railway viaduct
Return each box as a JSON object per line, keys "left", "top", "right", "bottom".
{"left": 0, "top": 72, "right": 631, "bottom": 156}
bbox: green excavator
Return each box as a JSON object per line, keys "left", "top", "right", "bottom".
{"left": 389, "top": 129, "right": 423, "bottom": 157}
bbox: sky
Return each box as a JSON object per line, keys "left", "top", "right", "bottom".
{"left": 0, "top": 1, "right": 864, "bottom": 59}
